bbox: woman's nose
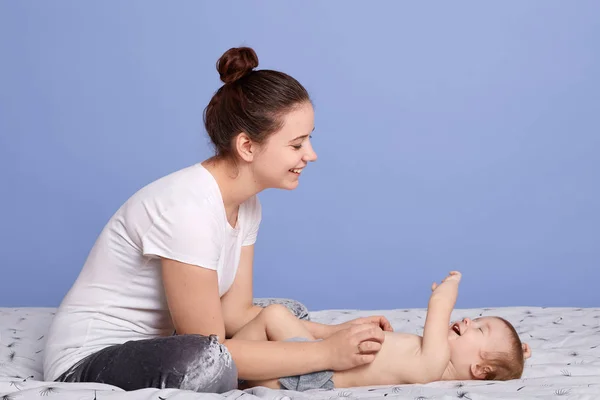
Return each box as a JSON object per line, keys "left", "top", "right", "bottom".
{"left": 304, "top": 146, "right": 317, "bottom": 162}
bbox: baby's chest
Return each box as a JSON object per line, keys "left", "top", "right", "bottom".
{"left": 378, "top": 334, "right": 428, "bottom": 381}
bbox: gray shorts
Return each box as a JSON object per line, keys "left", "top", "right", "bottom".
{"left": 278, "top": 337, "right": 334, "bottom": 391}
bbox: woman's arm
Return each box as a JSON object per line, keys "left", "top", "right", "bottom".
{"left": 162, "top": 246, "right": 262, "bottom": 341}
{"left": 220, "top": 245, "right": 263, "bottom": 338}
{"left": 224, "top": 323, "right": 385, "bottom": 380}
{"left": 161, "top": 253, "right": 387, "bottom": 381}
{"left": 161, "top": 258, "right": 227, "bottom": 339}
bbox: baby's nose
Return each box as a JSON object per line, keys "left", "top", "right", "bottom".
{"left": 463, "top": 317, "right": 472, "bottom": 325}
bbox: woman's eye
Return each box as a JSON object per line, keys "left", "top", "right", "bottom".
{"left": 291, "top": 135, "right": 312, "bottom": 150}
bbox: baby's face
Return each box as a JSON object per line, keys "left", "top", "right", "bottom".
{"left": 447, "top": 316, "right": 513, "bottom": 377}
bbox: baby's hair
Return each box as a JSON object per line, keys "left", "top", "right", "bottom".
{"left": 203, "top": 46, "right": 311, "bottom": 161}
{"left": 480, "top": 317, "right": 525, "bottom": 381}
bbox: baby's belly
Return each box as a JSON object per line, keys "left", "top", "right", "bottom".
{"left": 332, "top": 332, "right": 421, "bottom": 388}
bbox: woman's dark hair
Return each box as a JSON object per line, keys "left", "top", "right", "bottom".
{"left": 203, "top": 47, "right": 311, "bottom": 159}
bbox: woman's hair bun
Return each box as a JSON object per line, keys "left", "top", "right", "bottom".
{"left": 217, "top": 47, "right": 259, "bottom": 84}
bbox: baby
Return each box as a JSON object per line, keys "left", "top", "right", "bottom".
{"left": 234, "top": 271, "right": 531, "bottom": 391}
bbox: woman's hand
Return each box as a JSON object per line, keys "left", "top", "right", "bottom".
{"left": 323, "top": 315, "right": 393, "bottom": 338}
{"left": 319, "top": 323, "right": 386, "bottom": 371}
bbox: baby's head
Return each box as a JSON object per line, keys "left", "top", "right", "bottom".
{"left": 448, "top": 316, "right": 531, "bottom": 381}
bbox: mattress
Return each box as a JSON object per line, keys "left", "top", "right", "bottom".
{"left": 1, "top": 306, "right": 599, "bottom": 399}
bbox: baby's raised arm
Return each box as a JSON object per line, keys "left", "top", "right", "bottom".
{"left": 419, "top": 271, "right": 461, "bottom": 380}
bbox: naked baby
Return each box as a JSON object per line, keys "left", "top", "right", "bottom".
{"left": 234, "top": 271, "right": 532, "bottom": 391}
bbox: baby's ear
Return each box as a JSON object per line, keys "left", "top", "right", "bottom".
{"left": 471, "top": 363, "right": 493, "bottom": 380}
{"left": 522, "top": 343, "right": 532, "bottom": 359}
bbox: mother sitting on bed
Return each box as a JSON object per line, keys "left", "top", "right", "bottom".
{"left": 43, "top": 46, "right": 392, "bottom": 393}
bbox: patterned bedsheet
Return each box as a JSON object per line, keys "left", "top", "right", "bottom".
{"left": 1, "top": 306, "right": 599, "bottom": 399}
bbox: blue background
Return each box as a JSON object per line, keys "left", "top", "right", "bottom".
{"left": 1, "top": 1, "right": 598, "bottom": 310}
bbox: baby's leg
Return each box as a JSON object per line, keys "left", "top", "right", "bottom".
{"left": 234, "top": 305, "right": 316, "bottom": 390}
{"left": 233, "top": 304, "right": 315, "bottom": 342}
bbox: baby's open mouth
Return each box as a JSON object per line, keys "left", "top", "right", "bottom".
{"left": 452, "top": 323, "right": 461, "bottom": 336}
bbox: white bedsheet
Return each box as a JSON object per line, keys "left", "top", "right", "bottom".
{"left": 1, "top": 306, "right": 599, "bottom": 399}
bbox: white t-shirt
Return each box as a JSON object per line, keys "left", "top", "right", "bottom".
{"left": 43, "top": 163, "right": 261, "bottom": 381}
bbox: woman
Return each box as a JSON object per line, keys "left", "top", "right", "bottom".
{"left": 43, "top": 47, "right": 392, "bottom": 393}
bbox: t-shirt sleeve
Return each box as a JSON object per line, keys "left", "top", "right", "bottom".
{"left": 141, "top": 202, "right": 222, "bottom": 270}
{"left": 242, "top": 195, "right": 262, "bottom": 246}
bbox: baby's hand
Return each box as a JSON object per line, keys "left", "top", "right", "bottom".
{"left": 431, "top": 271, "right": 461, "bottom": 291}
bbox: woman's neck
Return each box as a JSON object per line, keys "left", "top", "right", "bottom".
{"left": 202, "top": 157, "right": 260, "bottom": 217}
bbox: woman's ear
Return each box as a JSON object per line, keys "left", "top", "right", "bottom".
{"left": 234, "top": 132, "right": 255, "bottom": 162}
{"left": 522, "top": 342, "right": 532, "bottom": 359}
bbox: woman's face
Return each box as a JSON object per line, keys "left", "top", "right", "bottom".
{"left": 250, "top": 102, "right": 318, "bottom": 191}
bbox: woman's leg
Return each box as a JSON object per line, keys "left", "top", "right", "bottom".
{"left": 55, "top": 334, "right": 237, "bottom": 393}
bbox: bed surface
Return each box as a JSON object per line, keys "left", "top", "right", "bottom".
{"left": 1, "top": 306, "right": 599, "bottom": 399}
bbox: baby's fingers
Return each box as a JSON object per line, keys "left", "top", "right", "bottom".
{"left": 447, "top": 271, "right": 462, "bottom": 281}
{"left": 431, "top": 282, "right": 438, "bottom": 291}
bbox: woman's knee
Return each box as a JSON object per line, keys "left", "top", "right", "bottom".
{"left": 177, "top": 334, "right": 238, "bottom": 393}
